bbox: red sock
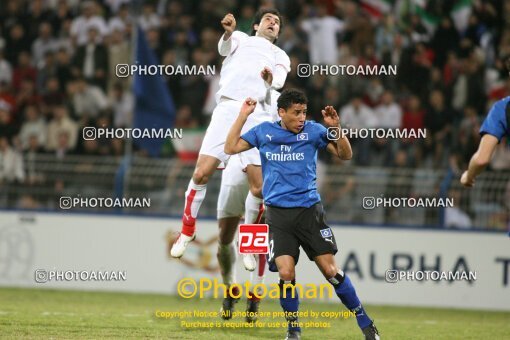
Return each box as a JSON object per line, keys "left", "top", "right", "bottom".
{"left": 181, "top": 189, "right": 196, "bottom": 236}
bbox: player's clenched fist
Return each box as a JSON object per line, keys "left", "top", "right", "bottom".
{"left": 322, "top": 106, "right": 340, "bottom": 128}
{"left": 221, "top": 13, "right": 236, "bottom": 33}
{"left": 240, "top": 98, "right": 257, "bottom": 116}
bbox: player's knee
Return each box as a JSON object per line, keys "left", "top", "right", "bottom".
{"left": 323, "top": 266, "right": 338, "bottom": 279}
{"left": 218, "top": 226, "right": 235, "bottom": 244}
{"left": 279, "top": 267, "right": 295, "bottom": 281}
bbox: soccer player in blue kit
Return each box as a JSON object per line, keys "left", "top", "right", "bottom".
{"left": 461, "top": 96, "right": 510, "bottom": 187}
{"left": 225, "top": 89, "right": 380, "bottom": 340}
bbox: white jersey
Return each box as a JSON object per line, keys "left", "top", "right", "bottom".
{"left": 216, "top": 31, "right": 290, "bottom": 104}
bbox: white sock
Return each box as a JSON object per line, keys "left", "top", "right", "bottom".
{"left": 217, "top": 242, "right": 237, "bottom": 286}
{"left": 244, "top": 191, "right": 264, "bottom": 224}
{"left": 184, "top": 179, "right": 207, "bottom": 218}
{"left": 250, "top": 254, "right": 266, "bottom": 295}
{"left": 181, "top": 179, "right": 207, "bottom": 236}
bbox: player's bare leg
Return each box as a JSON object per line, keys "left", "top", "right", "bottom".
{"left": 217, "top": 216, "right": 241, "bottom": 319}
{"left": 315, "top": 254, "right": 380, "bottom": 340}
{"left": 171, "top": 154, "right": 221, "bottom": 258}
{"left": 242, "top": 164, "right": 264, "bottom": 270}
{"left": 275, "top": 255, "right": 301, "bottom": 340}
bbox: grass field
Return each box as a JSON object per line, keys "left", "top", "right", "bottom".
{"left": 1, "top": 287, "right": 509, "bottom": 339}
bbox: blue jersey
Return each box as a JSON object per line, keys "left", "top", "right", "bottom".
{"left": 241, "top": 120, "right": 330, "bottom": 208}
{"left": 480, "top": 96, "right": 510, "bottom": 142}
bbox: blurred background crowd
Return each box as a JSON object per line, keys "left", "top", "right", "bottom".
{"left": 1, "top": 0, "right": 510, "bottom": 229}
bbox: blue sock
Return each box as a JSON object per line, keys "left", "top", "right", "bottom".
{"left": 279, "top": 280, "right": 301, "bottom": 332}
{"left": 328, "top": 272, "right": 372, "bottom": 329}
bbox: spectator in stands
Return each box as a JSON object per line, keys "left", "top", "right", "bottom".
{"left": 70, "top": 1, "right": 107, "bottom": 46}
{"left": 41, "top": 76, "right": 65, "bottom": 109}
{"left": 32, "top": 22, "right": 58, "bottom": 68}
{"left": 19, "top": 104, "right": 46, "bottom": 150}
{"left": 67, "top": 77, "right": 109, "bottom": 123}
{"left": 340, "top": 95, "right": 377, "bottom": 165}
{"left": 373, "top": 89, "right": 402, "bottom": 164}
{"left": 12, "top": 51, "right": 37, "bottom": 91}
{"left": 72, "top": 26, "right": 109, "bottom": 91}
{"left": 138, "top": 2, "right": 161, "bottom": 31}
{"left": 424, "top": 90, "right": 453, "bottom": 168}
{"left": 401, "top": 95, "right": 425, "bottom": 167}
{"left": 36, "top": 53, "right": 56, "bottom": 93}
{"left": 0, "top": 137, "right": 24, "bottom": 184}
{"left": 106, "top": 26, "right": 130, "bottom": 93}
{"left": 107, "top": 3, "right": 132, "bottom": 35}
{"left": 14, "top": 78, "right": 41, "bottom": 126}
{"left": 54, "top": 131, "right": 73, "bottom": 160}
{"left": 46, "top": 104, "right": 78, "bottom": 151}
{"left": 110, "top": 82, "right": 133, "bottom": 128}
{"left": 300, "top": 3, "right": 344, "bottom": 65}
{"left": 4, "top": 24, "right": 31, "bottom": 66}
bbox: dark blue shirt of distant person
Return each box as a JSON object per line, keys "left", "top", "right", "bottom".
{"left": 241, "top": 120, "right": 330, "bottom": 208}
{"left": 480, "top": 96, "right": 510, "bottom": 141}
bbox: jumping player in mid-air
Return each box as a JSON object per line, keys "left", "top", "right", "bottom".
{"left": 170, "top": 8, "right": 290, "bottom": 258}
{"left": 225, "top": 89, "right": 380, "bottom": 340}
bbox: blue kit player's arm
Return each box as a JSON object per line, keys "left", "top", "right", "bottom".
{"left": 224, "top": 97, "right": 258, "bottom": 155}
{"left": 320, "top": 106, "right": 353, "bottom": 160}
{"left": 461, "top": 98, "right": 510, "bottom": 187}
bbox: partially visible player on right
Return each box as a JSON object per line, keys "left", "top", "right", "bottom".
{"left": 461, "top": 59, "right": 510, "bottom": 187}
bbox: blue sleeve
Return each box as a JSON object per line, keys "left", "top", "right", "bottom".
{"left": 480, "top": 100, "right": 509, "bottom": 142}
{"left": 316, "top": 122, "right": 330, "bottom": 149}
{"left": 241, "top": 125, "right": 260, "bottom": 148}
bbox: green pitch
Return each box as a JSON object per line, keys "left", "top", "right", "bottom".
{"left": 1, "top": 287, "right": 509, "bottom": 339}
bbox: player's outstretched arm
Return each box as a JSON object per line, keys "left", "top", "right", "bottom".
{"left": 460, "top": 134, "right": 498, "bottom": 187}
{"left": 322, "top": 106, "right": 352, "bottom": 160}
{"left": 224, "top": 98, "right": 257, "bottom": 155}
{"left": 218, "top": 13, "right": 236, "bottom": 56}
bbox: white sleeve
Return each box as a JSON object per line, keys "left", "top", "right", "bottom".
{"left": 270, "top": 50, "right": 291, "bottom": 89}
{"left": 270, "top": 65, "right": 288, "bottom": 90}
{"left": 218, "top": 31, "right": 248, "bottom": 56}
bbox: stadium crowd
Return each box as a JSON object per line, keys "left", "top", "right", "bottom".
{"left": 1, "top": 0, "right": 510, "bottom": 186}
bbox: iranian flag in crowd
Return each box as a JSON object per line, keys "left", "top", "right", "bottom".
{"left": 361, "top": 0, "right": 394, "bottom": 19}
{"left": 406, "top": 0, "right": 472, "bottom": 33}
{"left": 410, "top": 0, "right": 440, "bottom": 31}
{"left": 451, "top": 0, "right": 473, "bottom": 32}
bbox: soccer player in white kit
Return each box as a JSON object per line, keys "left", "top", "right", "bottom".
{"left": 216, "top": 90, "right": 280, "bottom": 322}
{"left": 171, "top": 9, "right": 290, "bottom": 258}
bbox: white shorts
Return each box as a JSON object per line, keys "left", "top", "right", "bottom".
{"left": 199, "top": 98, "right": 272, "bottom": 164}
{"left": 217, "top": 154, "right": 249, "bottom": 219}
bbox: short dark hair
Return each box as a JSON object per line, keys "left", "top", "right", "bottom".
{"left": 277, "top": 89, "right": 307, "bottom": 111}
{"left": 251, "top": 8, "right": 283, "bottom": 37}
